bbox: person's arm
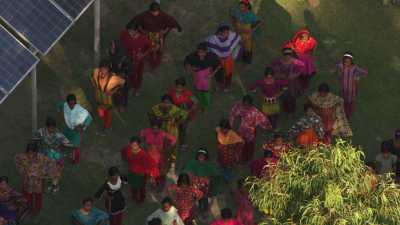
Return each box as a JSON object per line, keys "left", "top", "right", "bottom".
{"left": 71, "top": 216, "right": 83, "bottom": 225}
{"left": 354, "top": 65, "right": 368, "bottom": 80}
{"left": 94, "top": 183, "right": 107, "bottom": 199}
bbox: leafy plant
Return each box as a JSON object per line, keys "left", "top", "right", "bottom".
{"left": 247, "top": 140, "right": 400, "bottom": 225}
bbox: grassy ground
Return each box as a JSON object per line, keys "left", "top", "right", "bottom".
{"left": 1, "top": 0, "right": 400, "bottom": 224}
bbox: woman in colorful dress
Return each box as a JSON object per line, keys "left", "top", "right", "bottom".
{"left": 308, "top": 83, "right": 352, "bottom": 144}
{"left": 15, "top": 142, "right": 59, "bottom": 214}
{"left": 183, "top": 149, "right": 220, "bottom": 215}
{"left": 62, "top": 94, "right": 92, "bottom": 164}
{"left": 0, "top": 177, "right": 28, "bottom": 225}
{"left": 248, "top": 67, "right": 288, "bottom": 130}
{"left": 90, "top": 60, "right": 125, "bottom": 133}
{"left": 283, "top": 28, "right": 317, "bottom": 91}
{"left": 233, "top": 179, "right": 255, "bottom": 225}
{"left": 288, "top": 104, "right": 325, "bottom": 147}
{"left": 131, "top": 2, "right": 182, "bottom": 69}
{"left": 120, "top": 21, "right": 152, "bottom": 97}
{"left": 270, "top": 48, "right": 305, "bottom": 114}
{"left": 262, "top": 133, "right": 291, "bottom": 159}
{"left": 211, "top": 208, "right": 243, "bottom": 225}
{"left": 216, "top": 119, "right": 244, "bottom": 182}
{"left": 229, "top": 95, "right": 271, "bottom": 163}
{"left": 334, "top": 52, "right": 368, "bottom": 120}
{"left": 34, "top": 117, "right": 74, "bottom": 193}
{"left": 121, "top": 136, "right": 158, "bottom": 203}
{"left": 166, "top": 173, "right": 203, "bottom": 225}
{"left": 71, "top": 197, "right": 108, "bottom": 225}
{"left": 231, "top": 0, "right": 262, "bottom": 64}
{"left": 148, "top": 95, "right": 188, "bottom": 141}
{"left": 94, "top": 167, "right": 127, "bottom": 225}
{"left": 168, "top": 78, "right": 196, "bottom": 149}
{"left": 206, "top": 24, "right": 241, "bottom": 92}
{"left": 184, "top": 43, "right": 220, "bottom": 111}
{"left": 140, "top": 120, "right": 177, "bottom": 192}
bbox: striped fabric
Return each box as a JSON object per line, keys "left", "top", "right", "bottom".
{"left": 206, "top": 31, "right": 241, "bottom": 58}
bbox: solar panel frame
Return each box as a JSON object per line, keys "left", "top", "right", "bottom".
{"left": 0, "top": 0, "right": 74, "bottom": 55}
{"left": 0, "top": 25, "right": 39, "bottom": 104}
{"left": 51, "top": 0, "right": 96, "bottom": 21}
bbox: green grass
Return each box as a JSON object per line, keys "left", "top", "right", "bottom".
{"left": 1, "top": 0, "right": 400, "bottom": 224}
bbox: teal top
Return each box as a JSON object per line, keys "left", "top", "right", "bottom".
{"left": 71, "top": 208, "right": 109, "bottom": 225}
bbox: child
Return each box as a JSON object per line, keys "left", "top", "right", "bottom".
{"left": 375, "top": 142, "right": 398, "bottom": 175}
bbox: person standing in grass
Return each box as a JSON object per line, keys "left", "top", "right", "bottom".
{"left": 288, "top": 104, "right": 325, "bottom": 148}
{"left": 283, "top": 28, "right": 317, "bottom": 91}
{"left": 250, "top": 150, "right": 277, "bottom": 178}
{"left": 270, "top": 48, "right": 305, "bottom": 114}
{"left": 34, "top": 117, "right": 74, "bottom": 193}
{"left": 211, "top": 208, "right": 243, "bottom": 225}
{"left": 334, "top": 52, "right": 368, "bottom": 120}
{"left": 308, "top": 83, "right": 352, "bottom": 144}
{"left": 15, "top": 142, "right": 59, "bottom": 215}
{"left": 182, "top": 149, "right": 220, "bottom": 216}
{"left": 140, "top": 120, "right": 177, "bottom": 192}
{"left": 168, "top": 78, "right": 196, "bottom": 150}
{"left": 215, "top": 119, "right": 244, "bottom": 182}
{"left": 121, "top": 136, "right": 158, "bottom": 203}
{"left": 109, "top": 39, "right": 132, "bottom": 112}
{"left": 90, "top": 60, "right": 125, "bottom": 134}
{"left": 229, "top": 95, "right": 271, "bottom": 163}
{"left": 206, "top": 23, "right": 241, "bottom": 92}
{"left": 0, "top": 176, "right": 28, "bottom": 225}
{"left": 184, "top": 42, "right": 220, "bottom": 111}
{"left": 166, "top": 173, "right": 203, "bottom": 225}
{"left": 62, "top": 94, "right": 92, "bottom": 164}
{"left": 231, "top": 0, "right": 262, "bottom": 64}
{"left": 131, "top": 2, "right": 182, "bottom": 69}
{"left": 262, "top": 133, "right": 292, "bottom": 159}
{"left": 383, "top": 129, "right": 400, "bottom": 179}
{"left": 94, "top": 167, "right": 127, "bottom": 225}
{"left": 146, "top": 197, "right": 185, "bottom": 225}
{"left": 70, "top": 197, "right": 108, "bottom": 225}
{"left": 375, "top": 142, "right": 398, "bottom": 175}
{"left": 248, "top": 67, "right": 287, "bottom": 130}
{"left": 148, "top": 95, "right": 188, "bottom": 146}
{"left": 120, "top": 21, "right": 152, "bottom": 97}
{"left": 232, "top": 179, "right": 255, "bottom": 225}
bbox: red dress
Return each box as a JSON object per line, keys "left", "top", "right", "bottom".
{"left": 121, "top": 146, "right": 159, "bottom": 178}
{"left": 168, "top": 88, "right": 195, "bottom": 120}
{"left": 283, "top": 28, "right": 317, "bottom": 76}
{"left": 139, "top": 128, "right": 177, "bottom": 175}
{"left": 167, "top": 184, "right": 203, "bottom": 224}
{"left": 120, "top": 30, "right": 152, "bottom": 91}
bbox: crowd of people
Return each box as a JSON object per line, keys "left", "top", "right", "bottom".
{"left": 1, "top": 1, "right": 399, "bottom": 225}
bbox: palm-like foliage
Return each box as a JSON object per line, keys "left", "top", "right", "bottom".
{"left": 247, "top": 140, "right": 400, "bottom": 225}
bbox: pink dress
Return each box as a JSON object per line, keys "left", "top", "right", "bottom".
{"left": 194, "top": 68, "right": 212, "bottom": 91}
{"left": 211, "top": 219, "right": 244, "bottom": 225}
{"left": 234, "top": 190, "right": 255, "bottom": 225}
{"left": 139, "top": 128, "right": 177, "bottom": 173}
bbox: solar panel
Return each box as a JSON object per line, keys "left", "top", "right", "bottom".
{"left": 52, "top": 0, "right": 95, "bottom": 21}
{"left": 0, "top": 25, "right": 39, "bottom": 104}
{"left": 0, "top": 0, "right": 73, "bottom": 55}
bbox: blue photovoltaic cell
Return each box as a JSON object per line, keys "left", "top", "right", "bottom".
{"left": 53, "top": 0, "right": 95, "bottom": 20}
{"left": 0, "top": 25, "right": 39, "bottom": 104}
{"left": 0, "top": 0, "right": 73, "bottom": 55}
